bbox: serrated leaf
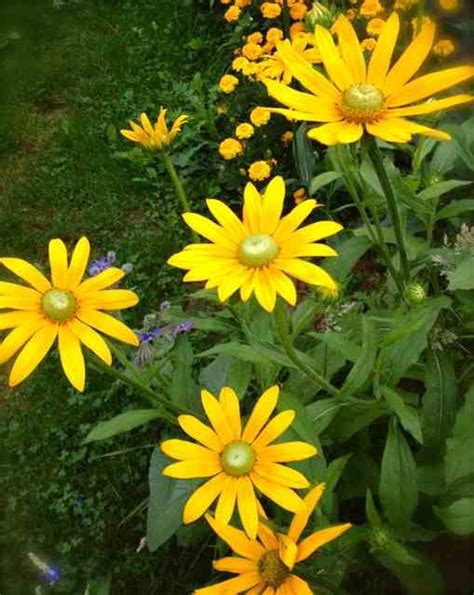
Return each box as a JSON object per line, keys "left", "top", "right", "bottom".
{"left": 84, "top": 409, "right": 162, "bottom": 444}
{"left": 379, "top": 419, "right": 418, "bottom": 528}
{"left": 434, "top": 498, "right": 474, "bottom": 536}
{"left": 445, "top": 384, "right": 474, "bottom": 486}
{"left": 381, "top": 386, "right": 423, "bottom": 444}
{"left": 340, "top": 317, "right": 377, "bottom": 396}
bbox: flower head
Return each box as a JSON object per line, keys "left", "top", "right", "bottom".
{"left": 161, "top": 385, "right": 318, "bottom": 538}
{"left": 219, "top": 74, "right": 239, "bottom": 93}
{"left": 167, "top": 176, "right": 341, "bottom": 312}
{"left": 258, "top": 35, "right": 321, "bottom": 86}
{"left": 248, "top": 160, "right": 272, "bottom": 181}
{"left": 224, "top": 5, "right": 241, "bottom": 22}
{"left": 250, "top": 107, "right": 271, "bottom": 127}
{"left": 438, "top": 0, "right": 459, "bottom": 12}
{"left": 121, "top": 108, "right": 188, "bottom": 151}
{"left": 433, "top": 38, "right": 455, "bottom": 58}
{"left": 359, "top": 0, "right": 384, "bottom": 17}
{"left": 263, "top": 13, "right": 473, "bottom": 144}
{"left": 236, "top": 123, "right": 255, "bottom": 139}
{"left": 261, "top": 2, "right": 282, "bottom": 19}
{"left": 0, "top": 238, "right": 139, "bottom": 391}
{"left": 194, "top": 484, "right": 352, "bottom": 594}
{"left": 219, "top": 138, "right": 244, "bottom": 160}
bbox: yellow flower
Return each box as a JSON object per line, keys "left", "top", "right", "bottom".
{"left": 217, "top": 104, "right": 228, "bottom": 115}
{"left": 438, "top": 0, "right": 459, "bottom": 11}
{"left": 367, "top": 17, "right": 385, "bottom": 36}
{"left": 195, "top": 484, "right": 352, "bottom": 594}
{"left": 219, "top": 74, "right": 239, "bottom": 93}
{"left": 250, "top": 106, "right": 271, "bottom": 127}
{"left": 289, "top": 22, "right": 306, "bottom": 38}
{"left": 293, "top": 187, "right": 309, "bottom": 204}
{"left": 236, "top": 123, "right": 255, "bottom": 139}
{"left": 266, "top": 27, "right": 284, "bottom": 45}
{"left": 261, "top": 2, "right": 282, "bottom": 19}
{"left": 258, "top": 36, "right": 321, "bottom": 86}
{"left": 167, "top": 176, "right": 341, "bottom": 312}
{"left": 242, "top": 42, "right": 263, "bottom": 61}
{"left": 121, "top": 108, "right": 188, "bottom": 151}
{"left": 242, "top": 61, "right": 262, "bottom": 77}
{"left": 263, "top": 13, "right": 474, "bottom": 145}
{"left": 247, "top": 32, "right": 263, "bottom": 44}
{"left": 289, "top": 2, "right": 308, "bottom": 20}
{"left": 433, "top": 38, "right": 455, "bottom": 58}
{"left": 248, "top": 161, "right": 272, "bottom": 181}
{"left": 359, "top": 0, "right": 384, "bottom": 17}
{"left": 0, "top": 238, "right": 139, "bottom": 391}
{"left": 224, "top": 5, "right": 241, "bottom": 22}
{"left": 318, "top": 283, "right": 340, "bottom": 301}
{"left": 281, "top": 130, "right": 294, "bottom": 145}
{"left": 345, "top": 8, "right": 358, "bottom": 20}
{"left": 219, "top": 138, "right": 244, "bottom": 160}
{"left": 232, "top": 56, "right": 249, "bottom": 72}
{"left": 161, "top": 385, "right": 318, "bottom": 538}
{"left": 361, "top": 37, "right": 377, "bottom": 51}
{"left": 410, "top": 16, "right": 433, "bottom": 36}
{"left": 236, "top": 0, "right": 251, "bottom": 6}
{"left": 393, "top": 0, "right": 418, "bottom": 10}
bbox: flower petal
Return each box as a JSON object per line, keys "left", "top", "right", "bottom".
{"left": 76, "top": 309, "right": 138, "bottom": 346}
{"left": 263, "top": 80, "right": 340, "bottom": 121}
{"left": 215, "top": 476, "right": 239, "bottom": 524}
{"left": 266, "top": 106, "right": 341, "bottom": 123}
{"left": 278, "top": 534, "right": 298, "bottom": 571}
{"left": 334, "top": 15, "right": 366, "bottom": 84}
{"left": 367, "top": 12, "right": 400, "bottom": 88}
{"left": 253, "top": 410, "right": 296, "bottom": 450}
{"left": 365, "top": 118, "right": 413, "bottom": 143}
{"left": 250, "top": 472, "right": 306, "bottom": 513}
{"left": 182, "top": 213, "right": 237, "bottom": 250}
{"left": 58, "top": 324, "right": 85, "bottom": 391}
{"left": 48, "top": 239, "right": 69, "bottom": 290}
{"left": 183, "top": 473, "right": 226, "bottom": 524}
{"left": 272, "top": 200, "right": 318, "bottom": 245}
{"left": 0, "top": 258, "right": 51, "bottom": 292}
{"left": 75, "top": 268, "right": 125, "bottom": 297}
{"left": 254, "top": 463, "right": 310, "bottom": 489}
{"left": 296, "top": 523, "right": 352, "bottom": 562}
{"left": 274, "top": 258, "right": 337, "bottom": 289}
{"left": 282, "top": 221, "right": 343, "bottom": 245}
{"left": 267, "top": 266, "right": 297, "bottom": 306}
{"left": 0, "top": 311, "right": 40, "bottom": 330}
{"left": 67, "top": 237, "right": 90, "bottom": 290}
{"left": 219, "top": 387, "right": 242, "bottom": 440}
{"left": 0, "top": 316, "right": 46, "bottom": 364}
{"left": 261, "top": 176, "right": 286, "bottom": 235}
{"left": 178, "top": 414, "right": 223, "bottom": 452}
{"left": 243, "top": 182, "right": 263, "bottom": 234}
{"left": 0, "top": 281, "right": 42, "bottom": 301}
{"left": 242, "top": 385, "right": 280, "bottom": 443}
{"left": 216, "top": 265, "right": 253, "bottom": 303}
{"left": 161, "top": 438, "right": 219, "bottom": 462}
{"left": 307, "top": 121, "right": 363, "bottom": 145}
{"left": 254, "top": 268, "right": 277, "bottom": 313}
{"left": 284, "top": 575, "right": 312, "bottom": 595}
{"left": 206, "top": 199, "right": 247, "bottom": 243}
{"left": 237, "top": 476, "right": 259, "bottom": 539}
{"left": 258, "top": 441, "right": 317, "bottom": 463}
{"left": 257, "top": 522, "right": 279, "bottom": 550}
{"left": 213, "top": 557, "right": 257, "bottom": 575}
{"left": 162, "top": 459, "right": 221, "bottom": 479}
{"left": 9, "top": 323, "right": 58, "bottom": 386}
{"left": 315, "top": 24, "right": 354, "bottom": 90}
{"left": 201, "top": 389, "right": 235, "bottom": 444}
{"left": 80, "top": 289, "right": 139, "bottom": 311}
{"left": 206, "top": 514, "right": 266, "bottom": 560}
{"left": 194, "top": 572, "right": 262, "bottom": 595}
{"left": 288, "top": 483, "right": 326, "bottom": 543}
{"left": 388, "top": 94, "right": 473, "bottom": 117}
{"left": 67, "top": 318, "right": 112, "bottom": 365}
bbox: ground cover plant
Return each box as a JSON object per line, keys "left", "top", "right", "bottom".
{"left": 1, "top": 0, "right": 473, "bottom": 593}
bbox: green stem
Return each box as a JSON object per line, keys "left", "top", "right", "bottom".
{"left": 273, "top": 300, "right": 339, "bottom": 397}
{"left": 367, "top": 139, "right": 410, "bottom": 284}
{"left": 415, "top": 0, "right": 426, "bottom": 34}
{"left": 160, "top": 151, "right": 199, "bottom": 243}
{"left": 334, "top": 146, "right": 404, "bottom": 293}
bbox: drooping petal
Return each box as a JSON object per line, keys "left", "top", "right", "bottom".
{"left": 205, "top": 514, "right": 266, "bottom": 560}
{"left": 252, "top": 410, "right": 296, "bottom": 450}
{"left": 9, "top": 323, "right": 58, "bottom": 386}
{"left": 75, "top": 268, "right": 126, "bottom": 298}
{"left": 194, "top": 572, "right": 262, "bottom": 595}
{"left": 365, "top": 118, "right": 413, "bottom": 143}
{"left": 201, "top": 389, "right": 235, "bottom": 444}
{"left": 58, "top": 324, "right": 85, "bottom": 391}
{"left": 182, "top": 473, "right": 226, "bottom": 524}
{"left": 0, "top": 317, "right": 47, "bottom": 364}
{"left": 258, "top": 441, "right": 317, "bottom": 463}
{"left": 383, "top": 22, "right": 435, "bottom": 96}
{"left": 237, "top": 476, "right": 259, "bottom": 539}
{"left": 254, "top": 463, "right": 310, "bottom": 490}
{"left": 388, "top": 94, "right": 473, "bottom": 117}
{"left": 288, "top": 483, "right": 326, "bottom": 543}
{"left": 274, "top": 258, "right": 337, "bottom": 289}
{"left": 334, "top": 15, "right": 366, "bottom": 84}
{"left": 215, "top": 475, "right": 239, "bottom": 524}
{"left": 0, "top": 258, "right": 51, "bottom": 292}
{"left": 296, "top": 523, "right": 352, "bottom": 562}
{"left": 242, "top": 385, "right": 280, "bottom": 443}
{"left": 219, "top": 387, "right": 242, "bottom": 440}
{"left": 161, "top": 439, "right": 219, "bottom": 461}
{"left": 48, "top": 239, "right": 69, "bottom": 290}
{"left": 250, "top": 472, "right": 306, "bottom": 513}
{"left": 216, "top": 266, "right": 253, "bottom": 303}
{"left": 307, "top": 121, "right": 363, "bottom": 145}
{"left": 239, "top": 269, "right": 256, "bottom": 302}
{"left": 178, "top": 414, "right": 223, "bottom": 452}
{"left": 67, "top": 237, "right": 90, "bottom": 290}
{"left": 162, "top": 459, "right": 221, "bottom": 479}
{"left": 315, "top": 24, "right": 354, "bottom": 91}
{"left": 367, "top": 12, "right": 400, "bottom": 88}
{"left": 76, "top": 309, "right": 138, "bottom": 346}
{"left": 67, "top": 318, "right": 112, "bottom": 365}
{"left": 206, "top": 199, "right": 247, "bottom": 243}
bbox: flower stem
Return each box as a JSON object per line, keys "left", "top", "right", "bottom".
{"left": 367, "top": 139, "right": 410, "bottom": 284}
{"left": 273, "top": 300, "right": 339, "bottom": 397}
{"left": 160, "top": 151, "right": 199, "bottom": 242}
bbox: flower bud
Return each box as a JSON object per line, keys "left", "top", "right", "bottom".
{"left": 404, "top": 283, "right": 427, "bottom": 305}
{"left": 305, "top": 2, "right": 334, "bottom": 29}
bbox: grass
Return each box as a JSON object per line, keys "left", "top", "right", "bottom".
{"left": 0, "top": 0, "right": 227, "bottom": 592}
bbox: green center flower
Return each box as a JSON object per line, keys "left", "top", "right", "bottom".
{"left": 42, "top": 289, "right": 76, "bottom": 322}
{"left": 220, "top": 441, "right": 256, "bottom": 476}
{"left": 238, "top": 234, "right": 279, "bottom": 268}
{"left": 341, "top": 84, "right": 384, "bottom": 120}
{"left": 258, "top": 550, "right": 290, "bottom": 588}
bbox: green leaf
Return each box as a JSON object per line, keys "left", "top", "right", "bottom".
{"left": 196, "top": 342, "right": 271, "bottom": 365}
{"left": 293, "top": 123, "right": 317, "bottom": 187}
{"left": 291, "top": 299, "right": 320, "bottom": 338}
{"left": 85, "top": 575, "right": 111, "bottom": 595}
{"left": 435, "top": 198, "right": 474, "bottom": 221}
{"left": 170, "top": 336, "right": 197, "bottom": 409}
{"left": 84, "top": 409, "right": 162, "bottom": 444}
{"left": 445, "top": 384, "right": 474, "bottom": 487}
{"left": 449, "top": 254, "right": 474, "bottom": 291}
{"left": 146, "top": 449, "right": 197, "bottom": 551}
{"left": 421, "top": 352, "right": 457, "bottom": 448}
{"left": 340, "top": 317, "right": 377, "bottom": 396}
{"left": 379, "top": 419, "right": 418, "bottom": 528}
{"left": 417, "top": 464, "right": 445, "bottom": 496}
{"left": 434, "top": 498, "right": 474, "bottom": 536}
{"left": 416, "top": 179, "right": 471, "bottom": 201}
{"left": 305, "top": 398, "right": 346, "bottom": 435}
{"left": 309, "top": 331, "right": 359, "bottom": 363}
{"left": 365, "top": 489, "right": 382, "bottom": 526}
{"left": 309, "top": 171, "right": 342, "bottom": 195}
{"left": 381, "top": 386, "right": 423, "bottom": 444}
{"left": 327, "top": 401, "right": 387, "bottom": 442}
{"left": 322, "top": 454, "right": 351, "bottom": 513}
{"left": 375, "top": 549, "right": 445, "bottom": 595}
{"left": 322, "top": 234, "right": 372, "bottom": 283}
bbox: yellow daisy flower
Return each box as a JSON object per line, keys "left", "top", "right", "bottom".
{"left": 262, "top": 13, "right": 474, "bottom": 145}
{"left": 167, "top": 176, "right": 342, "bottom": 312}
{"left": 257, "top": 36, "right": 321, "bottom": 86}
{"left": 0, "top": 238, "right": 139, "bottom": 391}
{"left": 161, "top": 385, "right": 317, "bottom": 539}
{"left": 195, "top": 484, "right": 352, "bottom": 594}
{"left": 120, "top": 107, "right": 188, "bottom": 151}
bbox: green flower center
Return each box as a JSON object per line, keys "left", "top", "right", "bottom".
{"left": 42, "top": 289, "right": 76, "bottom": 322}
{"left": 341, "top": 84, "right": 384, "bottom": 121}
{"left": 238, "top": 234, "right": 279, "bottom": 268}
{"left": 220, "top": 441, "right": 255, "bottom": 476}
{"left": 258, "top": 550, "right": 289, "bottom": 588}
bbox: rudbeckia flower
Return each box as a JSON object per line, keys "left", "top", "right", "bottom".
{"left": 167, "top": 176, "right": 342, "bottom": 312}
{"left": 0, "top": 238, "right": 139, "bottom": 391}
{"left": 195, "top": 484, "right": 352, "bottom": 594}
{"left": 121, "top": 107, "right": 188, "bottom": 151}
{"left": 161, "top": 385, "right": 318, "bottom": 539}
{"left": 263, "top": 13, "right": 474, "bottom": 145}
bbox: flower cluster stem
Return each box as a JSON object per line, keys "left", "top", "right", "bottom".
{"left": 367, "top": 139, "right": 410, "bottom": 284}
{"left": 273, "top": 300, "right": 339, "bottom": 397}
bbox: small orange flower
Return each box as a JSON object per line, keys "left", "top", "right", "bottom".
{"left": 219, "top": 138, "right": 244, "bottom": 160}
{"left": 224, "top": 5, "right": 241, "bottom": 22}
{"left": 261, "top": 2, "right": 282, "bottom": 19}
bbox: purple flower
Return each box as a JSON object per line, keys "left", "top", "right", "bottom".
{"left": 88, "top": 251, "right": 119, "bottom": 277}
{"left": 138, "top": 327, "right": 162, "bottom": 344}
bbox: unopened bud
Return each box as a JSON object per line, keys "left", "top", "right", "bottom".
{"left": 305, "top": 2, "right": 334, "bottom": 29}
{"left": 404, "top": 283, "right": 427, "bottom": 305}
